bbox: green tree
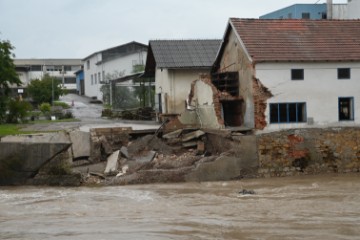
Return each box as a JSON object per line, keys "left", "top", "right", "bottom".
{"left": 27, "top": 74, "right": 65, "bottom": 105}
{"left": 0, "top": 39, "right": 22, "bottom": 123}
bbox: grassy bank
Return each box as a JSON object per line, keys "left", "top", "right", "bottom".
{"left": 0, "top": 119, "right": 79, "bottom": 136}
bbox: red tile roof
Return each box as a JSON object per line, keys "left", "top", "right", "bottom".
{"left": 230, "top": 18, "right": 360, "bottom": 62}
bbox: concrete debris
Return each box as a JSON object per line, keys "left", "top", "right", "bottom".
{"left": 69, "top": 131, "right": 90, "bottom": 159}
{"left": 99, "top": 136, "right": 113, "bottom": 155}
{"left": 163, "top": 129, "right": 183, "bottom": 139}
{"left": 133, "top": 151, "right": 156, "bottom": 163}
{"left": 182, "top": 130, "right": 205, "bottom": 142}
{"left": 104, "top": 150, "right": 120, "bottom": 175}
{"left": 182, "top": 141, "right": 198, "bottom": 148}
{"left": 89, "top": 172, "right": 105, "bottom": 179}
{"left": 120, "top": 146, "right": 129, "bottom": 159}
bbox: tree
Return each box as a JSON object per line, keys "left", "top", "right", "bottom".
{"left": 27, "top": 74, "right": 65, "bottom": 105}
{"left": 0, "top": 39, "right": 22, "bottom": 123}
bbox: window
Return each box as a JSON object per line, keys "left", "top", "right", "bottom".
{"left": 302, "top": 12, "right": 310, "bottom": 19}
{"left": 270, "top": 103, "right": 307, "bottom": 123}
{"left": 87, "top": 60, "right": 90, "bottom": 70}
{"left": 30, "top": 65, "right": 42, "bottom": 71}
{"left": 64, "top": 66, "right": 72, "bottom": 71}
{"left": 98, "top": 72, "right": 101, "bottom": 83}
{"left": 91, "top": 74, "right": 93, "bottom": 85}
{"left": 338, "top": 68, "right": 351, "bottom": 79}
{"left": 339, "top": 97, "right": 354, "bottom": 121}
{"left": 291, "top": 69, "right": 304, "bottom": 80}
{"left": 102, "top": 71, "right": 105, "bottom": 82}
{"left": 64, "top": 77, "right": 76, "bottom": 84}
{"left": 94, "top": 74, "right": 97, "bottom": 84}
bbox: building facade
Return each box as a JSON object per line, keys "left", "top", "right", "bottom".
{"left": 260, "top": 1, "right": 349, "bottom": 20}
{"left": 82, "top": 41, "right": 147, "bottom": 101}
{"left": 208, "top": 19, "right": 360, "bottom": 132}
{"left": 14, "top": 58, "right": 82, "bottom": 92}
{"left": 143, "top": 39, "right": 221, "bottom": 118}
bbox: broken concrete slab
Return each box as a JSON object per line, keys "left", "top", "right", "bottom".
{"left": 182, "top": 130, "right": 205, "bottom": 142}
{"left": 120, "top": 146, "right": 129, "bottom": 159}
{"left": 69, "top": 131, "right": 90, "bottom": 159}
{"left": 0, "top": 142, "right": 71, "bottom": 185}
{"left": 163, "top": 129, "right": 183, "bottom": 139}
{"left": 104, "top": 150, "right": 120, "bottom": 175}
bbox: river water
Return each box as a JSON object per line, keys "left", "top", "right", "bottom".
{"left": 1, "top": 174, "right": 359, "bottom": 240}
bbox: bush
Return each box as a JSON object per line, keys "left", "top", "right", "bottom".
{"left": 39, "top": 103, "right": 51, "bottom": 119}
{"left": 6, "top": 99, "right": 32, "bottom": 123}
{"left": 53, "top": 101, "right": 70, "bottom": 109}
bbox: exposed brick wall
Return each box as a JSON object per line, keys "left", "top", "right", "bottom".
{"left": 253, "top": 78, "right": 273, "bottom": 130}
{"left": 257, "top": 128, "right": 360, "bottom": 177}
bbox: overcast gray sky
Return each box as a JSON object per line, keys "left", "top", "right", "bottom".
{"left": 0, "top": 0, "right": 346, "bottom": 59}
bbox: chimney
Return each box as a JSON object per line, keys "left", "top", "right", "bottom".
{"left": 327, "top": 0, "right": 333, "bottom": 19}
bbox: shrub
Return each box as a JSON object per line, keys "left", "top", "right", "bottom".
{"left": 53, "top": 101, "right": 70, "bottom": 109}
{"left": 6, "top": 99, "right": 32, "bottom": 123}
{"left": 39, "top": 102, "right": 51, "bottom": 119}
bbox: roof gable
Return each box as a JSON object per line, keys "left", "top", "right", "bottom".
{"left": 229, "top": 18, "right": 360, "bottom": 62}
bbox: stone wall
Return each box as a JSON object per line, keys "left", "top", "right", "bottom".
{"left": 257, "top": 127, "right": 360, "bottom": 177}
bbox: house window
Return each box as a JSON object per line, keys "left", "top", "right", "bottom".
{"left": 270, "top": 103, "right": 307, "bottom": 123}
{"left": 339, "top": 97, "right": 354, "bottom": 121}
{"left": 87, "top": 60, "right": 90, "bottom": 70}
{"left": 91, "top": 74, "right": 93, "bottom": 85}
{"left": 94, "top": 74, "right": 97, "bottom": 84}
{"left": 102, "top": 71, "right": 105, "bottom": 82}
{"left": 98, "top": 72, "right": 101, "bottom": 83}
{"left": 291, "top": 69, "right": 304, "bottom": 80}
{"left": 338, "top": 68, "right": 351, "bottom": 79}
{"left": 302, "top": 12, "right": 310, "bottom": 19}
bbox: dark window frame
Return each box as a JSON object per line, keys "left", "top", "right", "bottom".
{"left": 302, "top": 12, "right": 310, "bottom": 19}
{"left": 339, "top": 97, "right": 354, "bottom": 121}
{"left": 291, "top": 69, "right": 304, "bottom": 80}
{"left": 338, "top": 68, "right": 351, "bottom": 80}
{"left": 270, "top": 102, "right": 307, "bottom": 124}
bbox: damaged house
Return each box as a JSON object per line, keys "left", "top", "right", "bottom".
{"left": 143, "top": 39, "right": 222, "bottom": 121}
{"left": 182, "top": 19, "right": 360, "bottom": 131}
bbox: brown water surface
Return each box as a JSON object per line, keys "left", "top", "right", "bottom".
{"left": 1, "top": 174, "right": 359, "bottom": 239}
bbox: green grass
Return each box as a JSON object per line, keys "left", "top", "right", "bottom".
{"left": 0, "top": 124, "right": 33, "bottom": 136}
{"left": 0, "top": 119, "right": 80, "bottom": 136}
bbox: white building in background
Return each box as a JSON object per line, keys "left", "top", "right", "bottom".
{"left": 82, "top": 41, "right": 147, "bottom": 101}
{"left": 347, "top": 0, "right": 360, "bottom": 19}
{"left": 14, "top": 58, "right": 82, "bottom": 91}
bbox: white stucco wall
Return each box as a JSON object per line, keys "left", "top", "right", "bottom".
{"left": 155, "top": 68, "right": 210, "bottom": 114}
{"left": 348, "top": 0, "right": 360, "bottom": 19}
{"left": 256, "top": 62, "right": 360, "bottom": 131}
{"left": 84, "top": 51, "right": 147, "bottom": 101}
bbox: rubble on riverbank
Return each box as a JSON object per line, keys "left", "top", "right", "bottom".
{"left": 1, "top": 126, "right": 360, "bottom": 186}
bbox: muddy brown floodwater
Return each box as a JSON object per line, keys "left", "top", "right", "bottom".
{"left": 1, "top": 174, "right": 359, "bottom": 240}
